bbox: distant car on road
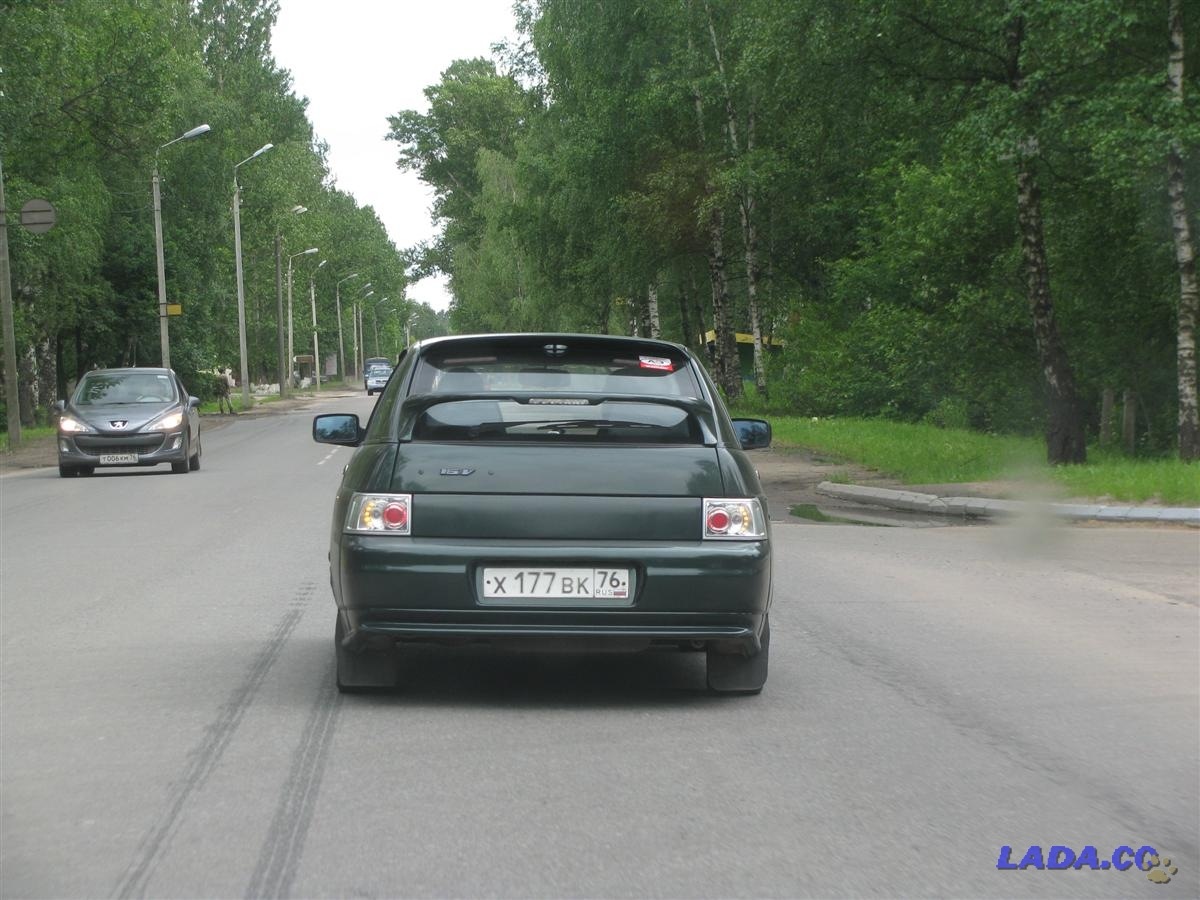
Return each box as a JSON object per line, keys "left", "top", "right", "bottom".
{"left": 313, "top": 333, "right": 774, "bottom": 694}
{"left": 363, "top": 356, "right": 390, "bottom": 390}
{"left": 55, "top": 367, "right": 201, "bottom": 478}
{"left": 365, "top": 365, "right": 392, "bottom": 396}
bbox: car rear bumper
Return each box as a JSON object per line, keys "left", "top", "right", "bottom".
{"left": 336, "top": 536, "right": 771, "bottom": 652}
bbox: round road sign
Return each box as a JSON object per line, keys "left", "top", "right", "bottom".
{"left": 20, "top": 198, "right": 56, "bottom": 233}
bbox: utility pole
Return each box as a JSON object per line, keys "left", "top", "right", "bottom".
{"left": 0, "top": 157, "right": 19, "bottom": 448}
{"left": 151, "top": 162, "right": 170, "bottom": 369}
{"left": 275, "top": 233, "right": 286, "bottom": 397}
{"left": 231, "top": 179, "right": 251, "bottom": 408}
{"left": 310, "top": 276, "right": 321, "bottom": 393}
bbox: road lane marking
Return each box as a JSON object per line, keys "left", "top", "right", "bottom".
{"left": 317, "top": 448, "right": 340, "bottom": 466}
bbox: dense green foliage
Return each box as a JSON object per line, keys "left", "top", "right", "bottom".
{"left": 389, "top": 0, "right": 1199, "bottom": 459}
{"left": 1, "top": 0, "right": 442, "bottom": 428}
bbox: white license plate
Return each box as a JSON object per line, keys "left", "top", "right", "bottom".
{"left": 99, "top": 453, "right": 138, "bottom": 465}
{"left": 482, "top": 567, "right": 630, "bottom": 600}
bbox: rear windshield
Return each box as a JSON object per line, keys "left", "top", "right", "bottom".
{"left": 74, "top": 372, "right": 177, "bottom": 405}
{"left": 408, "top": 338, "right": 704, "bottom": 444}
{"left": 412, "top": 398, "right": 701, "bottom": 444}
{"left": 411, "top": 339, "right": 701, "bottom": 397}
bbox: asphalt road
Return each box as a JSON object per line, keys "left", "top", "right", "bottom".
{"left": 2, "top": 395, "right": 1197, "bottom": 899}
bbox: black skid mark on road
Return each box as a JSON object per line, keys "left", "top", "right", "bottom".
{"left": 111, "top": 584, "right": 316, "bottom": 899}
{"left": 245, "top": 660, "right": 343, "bottom": 899}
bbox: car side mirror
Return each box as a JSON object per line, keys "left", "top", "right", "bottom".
{"left": 313, "top": 413, "right": 363, "bottom": 446}
{"left": 54, "top": 400, "right": 66, "bottom": 412}
{"left": 732, "top": 418, "right": 771, "bottom": 450}
{"left": 188, "top": 396, "right": 201, "bottom": 408}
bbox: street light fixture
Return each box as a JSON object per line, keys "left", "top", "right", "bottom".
{"left": 274, "top": 204, "right": 308, "bottom": 397}
{"left": 152, "top": 123, "right": 211, "bottom": 369}
{"left": 311, "top": 259, "right": 327, "bottom": 392}
{"left": 335, "top": 273, "right": 358, "bottom": 380}
{"left": 371, "top": 297, "right": 390, "bottom": 357}
{"left": 232, "top": 142, "right": 274, "bottom": 408}
{"left": 287, "top": 247, "right": 318, "bottom": 389}
{"left": 356, "top": 288, "right": 375, "bottom": 375}
{"left": 353, "top": 284, "right": 373, "bottom": 375}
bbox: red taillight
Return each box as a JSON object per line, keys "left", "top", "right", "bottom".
{"left": 382, "top": 502, "right": 408, "bottom": 530}
{"left": 706, "top": 508, "right": 731, "bottom": 532}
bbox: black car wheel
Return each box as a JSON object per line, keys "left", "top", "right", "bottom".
{"left": 189, "top": 435, "right": 202, "bottom": 471}
{"left": 706, "top": 616, "right": 769, "bottom": 695}
{"left": 171, "top": 435, "right": 190, "bottom": 474}
{"left": 58, "top": 464, "right": 78, "bottom": 478}
{"left": 335, "top": 613, "right": 397, "bottom": 693}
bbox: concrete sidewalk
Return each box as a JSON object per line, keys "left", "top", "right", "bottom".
{"left": 815, "top": 481, "right": 1200, "bottom": 526}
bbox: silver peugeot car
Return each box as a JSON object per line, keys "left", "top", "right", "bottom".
{"left": 55, "top": 367, "right": 202, "bottom": 477}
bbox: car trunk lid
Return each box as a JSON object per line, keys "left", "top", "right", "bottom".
{"left": 393, "top": 444, "right": 724, "bottom": 540}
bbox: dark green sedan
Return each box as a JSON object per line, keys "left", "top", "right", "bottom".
{"left": 313, "top": 333, "right": 773, "bottom": 694}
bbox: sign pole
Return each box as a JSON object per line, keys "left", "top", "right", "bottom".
{"left": 0, "top": 157, "right": 21, "bottom": 449}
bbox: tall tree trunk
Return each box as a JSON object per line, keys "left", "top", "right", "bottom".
{"left": 1122, "top": 389, "right": 1137, "bottom": 454}
{"left": 688, "top": 13, "right": 739, "bottom": 398}
{"left": 690, "top": 268, "right": 709, "bottom": 359}
{"left": 1015, "top": 148, "right": 1086, "bottom": 463}
{"left": 677, "top": 278, "right": 693, "bottom": 350}
{"left": 647, "top": 281, "right": 661, "bottom": 339}
{"left": 18, "top": 345, "right": 36, "bottom": 427}
{"left": 706, "top": 3, "right": 766, "bottom": 398}
{"left": 1006, "top": 16, "right": 1086, "bottom": 464}
{"left": 55, "top": 330, "right": 67, "bottom": 402}
{"left": 1167, "top": 0, "right": 1199, "bottom": 460}
{"left": 1099, "top": 387, "right": 1115, "bottom": 446}
{"left": 36, "top": 336, "right": 54, "bottom": 423}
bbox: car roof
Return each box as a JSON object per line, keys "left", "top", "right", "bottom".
{"left": 83, "top": 367, "right": 174, "bottom": 376}
{"left": 411, "top": 332, "right": 691, "bottom": 356}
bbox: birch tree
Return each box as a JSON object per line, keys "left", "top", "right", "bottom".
{"left": 1167, "top": 0, "right": 1198, "bottom": 460}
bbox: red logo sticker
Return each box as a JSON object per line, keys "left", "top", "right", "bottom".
{"left": 639, "top": 356, "right": 673, "bottom": 371}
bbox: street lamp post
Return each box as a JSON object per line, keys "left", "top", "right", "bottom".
{"left": 406, "top": 314, "right": 418, "bottom": 347}
{"left": 311, "top": 259, "right": 327, "bottom": 392}
{"left": 335, "top": 273, "right": 358, "bottom": 381}
{"left": 232, "top": 142, "right": 273, "bottom": 408}
{"left": 274, "top": 205, "right": 307, "bottom": 397}
{"left": 371, "top": 298, "right": 389, "bottom": 357}
{"left": 286, "top": 246, "right": 318, "bottom": 390}
{"left": 152, "top": 123, "right": 210, "bottom": 369}
{"left": 356, "top": 288, "right": 374, "bottom": 374}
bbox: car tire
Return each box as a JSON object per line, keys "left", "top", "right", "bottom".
{"left": 189, "top": 436, "right": 202, "bottom": 471}
{"left": 171, "top": 435, "right": 190, "bottom": 474}
{"left": 366, "top": 389, "right": 373, "bottom": 396}
{"left": 335, "top": 613, "right": 397, "bottom": 693}
{"left": 58, "top": 464, "right": 78, "bottom": 478}
{"left": 706, "top": 616, "right": 769, "bottom": 695}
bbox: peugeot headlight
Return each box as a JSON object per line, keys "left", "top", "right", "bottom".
{"left": 58, "top": 415, "right": 95, "bottom": 434}
{"left": 146, "top": 411, "right": 184, "bottom": 432}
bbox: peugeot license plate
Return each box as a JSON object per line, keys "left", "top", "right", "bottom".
{"left": 98, "top": 453, "right": 138, "bottom": 465}
{"left": 482, "top": 567, "right": 631, "bottom": 601}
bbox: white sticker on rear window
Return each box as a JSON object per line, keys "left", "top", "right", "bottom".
{"left": 639, "top": 356, "right": 674, "bottom": 371}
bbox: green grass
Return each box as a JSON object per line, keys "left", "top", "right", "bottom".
{"left": 1048, "top": 452, "right": 1200, "bottom": 506}
{"left": 0, "top": 425, "right": 55, "bottom": 453}
{"left": 764, "top": 416, "right": 1043, "bottom": 483}
{"left": 744, "top": 414, "right": 1200, "bottom": 506}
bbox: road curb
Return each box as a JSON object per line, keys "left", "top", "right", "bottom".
{"left": 814, "top": 482, "right": 1200, "bottom": 525}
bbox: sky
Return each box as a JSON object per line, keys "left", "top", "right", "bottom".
{"left": 270, "top": 0, "right": 520, "bottom": 313}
